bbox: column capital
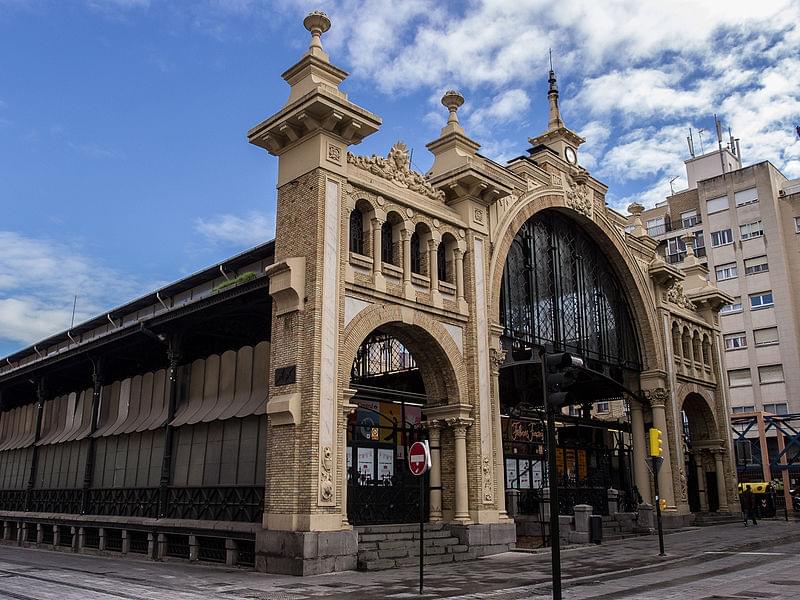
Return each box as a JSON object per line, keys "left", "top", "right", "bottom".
{"left": 445, "top": 416, "right": 474, "bottom": 437}
{"left": 641, "top": 386, "right": 670, "bottom": 408}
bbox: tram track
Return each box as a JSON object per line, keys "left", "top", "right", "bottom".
{"left": 0, "top": 566, "right": 154, "bottom": 600}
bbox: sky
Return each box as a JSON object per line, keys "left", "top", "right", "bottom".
{"left": 1, "top": 0, "right": 799, "bottom": 357}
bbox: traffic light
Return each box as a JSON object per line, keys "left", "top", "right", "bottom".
{"left": 544, "top": 352, "right": 584, "bottom": 408}
{"left": 649, "top": 428, "right": 663, "bottom": 457}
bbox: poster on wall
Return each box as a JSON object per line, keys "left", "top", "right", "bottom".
{"left": 518, "top": 460, "right": 531, "bottom": 489}
{"left": 357, "top": 447, "right": 375, "bottom": 484}
{"left": 356, "top": 400, "right": 380, "bottom": 440}
{"left": 530, "top": 461, "right": 544, "bottom": 489}
{"left": 505, "top": 459, "right": 518, "bottom": 489}
{"left": 377, "top": 448, "right": 394, "bottom": 485}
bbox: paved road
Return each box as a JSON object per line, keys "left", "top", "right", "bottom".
{"left": 0, "top": 520, "right": 797, "bottom": 599}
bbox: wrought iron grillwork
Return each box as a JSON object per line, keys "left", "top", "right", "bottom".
{"left": 105, "top": 528, "right": 123, "bottom": 552}
{"left": 410, "top": 232, "right": 421, "bottom": 274}
{"left": 165, "top": 534, "right": 190, "bottom": 558}
{"left": 83, "top": 527, "right": 100, "bottom": 549}
{"left": 381, "top": 221, "right": 394, "bottom": 264}
{"left": 351, "top": 334, "right": 417, "bottom": 382}
{"left": 86, "top": 488, "right": 159, "bottom": 518}
{"left": 165, "top": 486, "right": 263, "bottom": 523}
{"left": 349, "top": 209, "right": 364, "bottom": 254}
{"left": 0, "top": 490, "right": 26, "bottom": 512}
{"left": 500, "top": 211, "right": 641, "bottom": 372}
{"left": 127, "top": 530, "right": 149, "bottom": 554}
{"left": 197, "top": 536, "right": 227, "bottom": 563}
{"left": 57, "top": 525, "right": 73, "bottom": 547}
{"left": 237, "top": 539, "right": 256, "bottom": 567}
{"left": 28, "top": 489, "right": 82, "bottom": 515}
{"left": 437, "top": 243, "right": 448, "bottom": 282}
{"left": 346, "top": 408, "right": 428, "bottom": 525}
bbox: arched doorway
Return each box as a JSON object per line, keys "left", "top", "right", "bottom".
{"left": 682, "top": 393, "right": 719, "bottom": 513}
{"left": 346, "top": 329, "right": 429, "bottom": 525}
{"left": 497, "top": 210, "right": 643, "bottom": 517}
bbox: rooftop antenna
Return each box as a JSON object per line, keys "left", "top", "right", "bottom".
{"left": 715, "top": 114, "right": 726, "bottom": 174}
{"left": 549, "top": 48, "right": 553, "bottom": 71}
{"left": 687, "top": 128, "right": 696, "bottom": 157}
{"left": 728, "top": 126, "right": 735, "bottom": 155}
{"left": 70, "top": 293, "right": 77, "bottom": 329}
{"left": 669, "top": 176, "right": 679, "bottom": 195}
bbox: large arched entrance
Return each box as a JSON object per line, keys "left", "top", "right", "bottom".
{"left": 346, "top": 330, "right": 429, "bottom": 525}
{"left": 682, "top": 393, "right": 722, "bottom": 513}
{"left": 497, "top": 210, "right": 643, "bottom": 517}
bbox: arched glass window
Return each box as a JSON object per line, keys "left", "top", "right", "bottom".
{"left": 437, "top": 242, "right": 448, "bottom": 282}
{"left": 349, "top": 209, "right": 364, "bottom": 254}
{"left": 499, "top": 211, "right": 640, "bottom": 372}
{"left": 410, "top": 232, "right": 421, "bottom": 274}
{"left": 381, "top": 221, "right": 393, "bottom": 265}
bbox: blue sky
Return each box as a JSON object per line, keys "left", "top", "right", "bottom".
{"left": 1, "top": 0, "right": 799, "bottom": 357}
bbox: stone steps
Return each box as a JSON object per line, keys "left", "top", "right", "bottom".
{"left": 355, "top": 524, "right": 474, "bottom": 571}
{"left": 692, "top": 512, "right": 741, "bottom": 526}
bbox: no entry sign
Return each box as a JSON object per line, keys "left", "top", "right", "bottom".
{"left": 408, "top": 441, "right": 430, "bottom": 476}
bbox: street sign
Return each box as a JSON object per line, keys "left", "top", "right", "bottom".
{"left": 408, "top": 441, "right": 430, "bottom": 476}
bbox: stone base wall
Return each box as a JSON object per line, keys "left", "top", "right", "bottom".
{"left": 448, "top": 521, "right": 516, "bottom": 556}
{"left": 255, "top": 529, "right": 357, "bottom": 575}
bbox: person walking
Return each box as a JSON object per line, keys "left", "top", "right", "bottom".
{"left": 740, "top": 486, "right": 758, "bottom": 526}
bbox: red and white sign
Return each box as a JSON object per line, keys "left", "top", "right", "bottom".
{"left": 408, "top": 441, "right": 430, "bottom": 476}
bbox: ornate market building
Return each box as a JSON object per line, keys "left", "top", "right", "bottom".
{"left": 0, "top": 12, "right": 738, "bottom": 575}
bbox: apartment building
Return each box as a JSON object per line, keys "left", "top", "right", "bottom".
{"left": 629, "top": 148, "right": 800, "bottom": 418}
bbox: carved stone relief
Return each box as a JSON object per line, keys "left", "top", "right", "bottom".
{"left": 347, "top": 141, "right": 445, "bottom": 202}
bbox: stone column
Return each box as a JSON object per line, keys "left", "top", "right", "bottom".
{"left": 449, "top": 418, "right": 473, "bottom": 523}
{"left": 340, "top": 391, "right": 358, "bottom": 527}
{"left": 371, "top": 217, "right": 385, "bottom": 291}
{"left": 490, "top": 345, "right": 509, "bottom": 519}
{"left": 713, "top": 449, "right": 729, "bottom": 512}
{"left": 650, "top": 395, "right": 676, "bottom": 507}
{"left": 454, "top": 247, "right": 465, "bottom": 308}
{"left": 695, "top": 452, "right": 708, "bottom": 511}
{"left": 428, "top": 420, "right": 443, "bottom": 522}
{"left": 401, "top": 228, "right": 414, "bottom": 298}
{"left": 428, "top": 238, "right": 442, "bottom": 307}
{"left": 630, "top": 402, "right": 651, "bottom": 504}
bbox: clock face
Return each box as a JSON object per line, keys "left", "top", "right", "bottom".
{"left": 565, "top": 146, "right": 577, "bottom": 165}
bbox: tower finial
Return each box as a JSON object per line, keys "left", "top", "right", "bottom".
{"left": 303, "top": 11, "right": 331, "bottom": 60}
{"left": 546, "top": 54, "right": 564, "bottom": 131}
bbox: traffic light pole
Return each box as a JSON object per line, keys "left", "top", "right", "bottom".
{"left": 540, "top": 349, "right": 562, "bottom": 600}
{"left": 652, "top": 456, "right": 665, "bottom": 556}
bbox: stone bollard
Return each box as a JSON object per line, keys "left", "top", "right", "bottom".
{"left": 506, "top": 489, "right": 520, "bottom": 518}
{"left": 225, "top": 539, "right": 238, "bottom": 567}
{"left": 121, "top": 530, "right": 130, "bottom": 555}
{"left": 637, "top": 503, "right": 655, "bottom": 530}
{"left": 78, "top": 527, "right": 86, "bottom": 551}
{"left": 98, "top": 528, "right": 106, "bottom": 551}
{"left": 569, "top": 504, "right": 592, "bottom": 544}
{"left": 607, "top": 488, "right": 620, "bottom": 515}
{"left": 52, "top": 525, "right": 60, "bottom": 547}
{"left": 151, "top": 533, "right": 160, "bottom": 559}
{"left": 188, "top": 535, "right": 199, "bottom": 561}
{"left": 2, "top": 521, "right": 8, "bottom": 541}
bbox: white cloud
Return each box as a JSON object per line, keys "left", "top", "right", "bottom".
{"left": 194, "top": 211, "right": 275, "bottom": 247}
{"left": 467, "top": 89, "right": 530, "bottom": 135}
{"left": 0, "top": 231, "right": 147, "bottom": 348}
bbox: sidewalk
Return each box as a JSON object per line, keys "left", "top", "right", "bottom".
{"left": 0, "top": 519, "right": 797, "bottom": 599}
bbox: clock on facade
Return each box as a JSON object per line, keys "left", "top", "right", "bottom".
{"left": 565, "top": 146, "right": 577, "bottom": 165}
